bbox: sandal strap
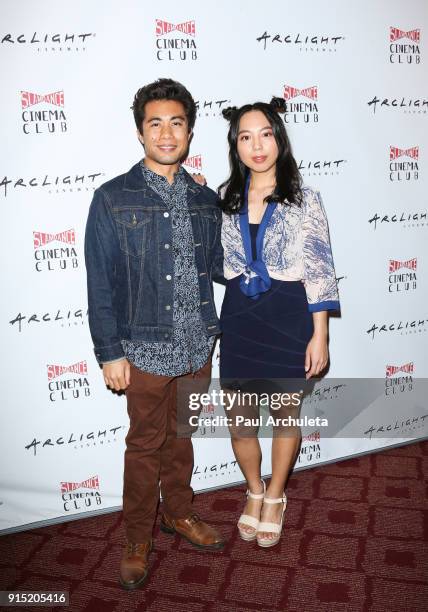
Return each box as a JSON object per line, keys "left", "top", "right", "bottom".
{"left": 263, "top": 495, "right": 287, "bottom": 505}
{"left": 246, "top": 479, "right": 266, "bottom": 500}
{"left": 247, "top": 490, "right": 264, "bottom": 500}
{"left": 257, "top": 521, "right": 282, "bottom": 534}
{"left": 238, "top": 514, "right": 259, "bottom": 529}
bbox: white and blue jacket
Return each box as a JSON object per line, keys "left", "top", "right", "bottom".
{"left": 222, "top": 186, "right": 340, "bottom": 312}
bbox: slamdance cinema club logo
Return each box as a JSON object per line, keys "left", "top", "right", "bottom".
{"left": 21, "top": 90, "right": 67, "bottom": 134}
{"left": 183, "top": 155, "right": 202, "bottom": 172}
{"left": 389, "top": 146, "right": 419, "bottom": 182}
{"left": 47, "top": 360, "right": 90, "bottom": 402}
{"left": 385, "top": 362, "right": 414, "bottom": 396}
{"left": 155, "top": 19, "right": 197, "bottom": 61}
{"left": 362, "top": 362, "right": 419, "bottom": 443}
{"left": 389, "top": 26, "right": 421, "bottom": 64}
{"left": 61, "top": 475, "right": 102, "bottom": 513}
{"left": 388, "top": 258, "right": 417, "bottom": 293}
{"left": 33, "top": 228, "right": 79, "bottom": 272}
{"left": 295, "top": 430, "right": 321, "bottom": 466}
{"left": 283, "top": 84, "right": 319, "bottom": 124}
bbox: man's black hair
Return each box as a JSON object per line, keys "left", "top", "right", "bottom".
{"left": 132, "top": 78, "right": 196, "bottom": 133}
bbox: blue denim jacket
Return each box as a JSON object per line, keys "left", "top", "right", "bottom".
{"left": 84, "top": 162, "right": 223, "bottom": 364}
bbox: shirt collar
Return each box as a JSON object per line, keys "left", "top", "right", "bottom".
{"left": 140, "top": 159, "right": 185, "bottom": 186}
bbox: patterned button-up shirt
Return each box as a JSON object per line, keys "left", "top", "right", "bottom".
{"left": 121, "top": 162, "right": 214, "bottom": 376}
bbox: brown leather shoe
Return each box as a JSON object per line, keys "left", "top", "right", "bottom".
{"left": 119, "top": 540, "right": 152, "bottom": 590}
{"left": 160, "top": 512, "right": 225, "bottom": 550}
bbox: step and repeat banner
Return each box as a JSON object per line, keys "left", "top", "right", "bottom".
{"left": 1, "top": 0, "right": 427, "bottom": 533}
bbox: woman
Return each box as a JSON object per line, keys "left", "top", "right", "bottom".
{"left": 218, "top": 97, "right": 340, "bottom": 547}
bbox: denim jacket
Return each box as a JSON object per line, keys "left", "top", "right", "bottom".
{"left": 84, "top": 162, "right": 223, "bottom": 364}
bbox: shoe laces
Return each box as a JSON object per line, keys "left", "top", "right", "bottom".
{"left": 127, "top": 542, "right": 149, "bottom": 554}
{"left": 127, "top": 543, "right": 139, "bottom": 554}
{"left": 187, "top": 513, "right": 201, "bottom": 527}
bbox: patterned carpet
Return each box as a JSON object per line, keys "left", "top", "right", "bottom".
{"left": 1, "top": 440, "right": 427, "bottom": 612}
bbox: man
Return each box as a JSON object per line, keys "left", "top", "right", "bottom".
{"left": 84, "top": 78, "right": 224, "bottom": 590}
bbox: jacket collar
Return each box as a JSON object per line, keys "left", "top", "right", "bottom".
{"left": 123, "top": 161, "right": 203, "bottom": 202}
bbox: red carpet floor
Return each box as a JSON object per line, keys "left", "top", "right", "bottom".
{"left": 1, "top": 440, "right": 427, "bottom": 612}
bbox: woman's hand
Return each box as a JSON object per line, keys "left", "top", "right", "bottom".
{"left": 191, "top": 172, "right": 207, "bottom": 186}
{"left": 305, "top": 332, "right": 329, "bottom": 379}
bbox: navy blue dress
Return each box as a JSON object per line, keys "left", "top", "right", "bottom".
{"left": 220, "top": 223, "right": 314, "bottom": 393}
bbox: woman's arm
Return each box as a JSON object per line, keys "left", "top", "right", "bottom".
{"left": 301, "top": 190, "right": 340, "bottom": 313}
{"left": 305, "top": 311, "right": 329, "bottom": 379}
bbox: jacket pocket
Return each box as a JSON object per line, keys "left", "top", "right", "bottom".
{"left": 199, "top": 209, "right": 218, "bottom": 250}
{"left": 114, "top": 209, "right": 151, "bottom": 258}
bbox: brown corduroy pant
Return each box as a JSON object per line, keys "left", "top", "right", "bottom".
{"left": 123, "top": 358, "right": 211, "bottom": 542}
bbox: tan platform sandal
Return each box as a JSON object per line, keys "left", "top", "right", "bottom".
{"left": 256, "top": 493, "right": 287, "bottom": 548}
{"left": 238, "top": 480, "right": 266, "bottom": 541}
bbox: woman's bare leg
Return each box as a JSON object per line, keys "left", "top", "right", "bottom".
{"left": 258, "top": 412, "right": 301, "bottom": 542}
{"left": 224, "top": 389, "right": 264, "bottom": 537}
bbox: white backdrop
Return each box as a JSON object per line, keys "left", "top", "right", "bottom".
{"left": 1, "top": 0, "right": 427, "bottom": 533}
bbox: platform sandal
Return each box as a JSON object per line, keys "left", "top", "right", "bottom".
{"left": 237, "top": 480, "right": 266, "bottom": 541}
{"left": 256, "top": 493, "right": 287, "bottom": 548}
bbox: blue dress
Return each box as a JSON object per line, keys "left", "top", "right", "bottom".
{"left": 220, "top": 223, "right": 314, "bottom": 392}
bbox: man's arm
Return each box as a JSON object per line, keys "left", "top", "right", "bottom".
{"left": 84, "top": 188, "right": 125, "bottom": 364}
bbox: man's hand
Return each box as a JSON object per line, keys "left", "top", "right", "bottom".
{"left": 103, "top": 359, "right": 131, "bottom": 391}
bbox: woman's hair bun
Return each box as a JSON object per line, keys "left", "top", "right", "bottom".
{"left": 269, "top": 96, "right": 287, "bottom": 114}
{"left": 222, "top": 106, "right": 238, "bottom": 121}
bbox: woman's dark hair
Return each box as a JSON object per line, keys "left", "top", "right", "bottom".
{"left": 218, "top": 97, "right": 302, "bottom": 214}
{"left": 132, "top": 78, "right": 196, "bottom": 133}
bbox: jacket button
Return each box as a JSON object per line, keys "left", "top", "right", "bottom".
{"left": 166, "top": 274, "right": 172, "bottom": 280}
{"left": 164, "top": 243, "right": 170, "bottom": 249}
{"left": 164, "top": 333, "right": 169, "bottom": 339}
{"left": 165, "top": 305, "right": 171, "bottom": 311}
{"left": 163, "top": 212, "right": 170, "bottom": 218}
